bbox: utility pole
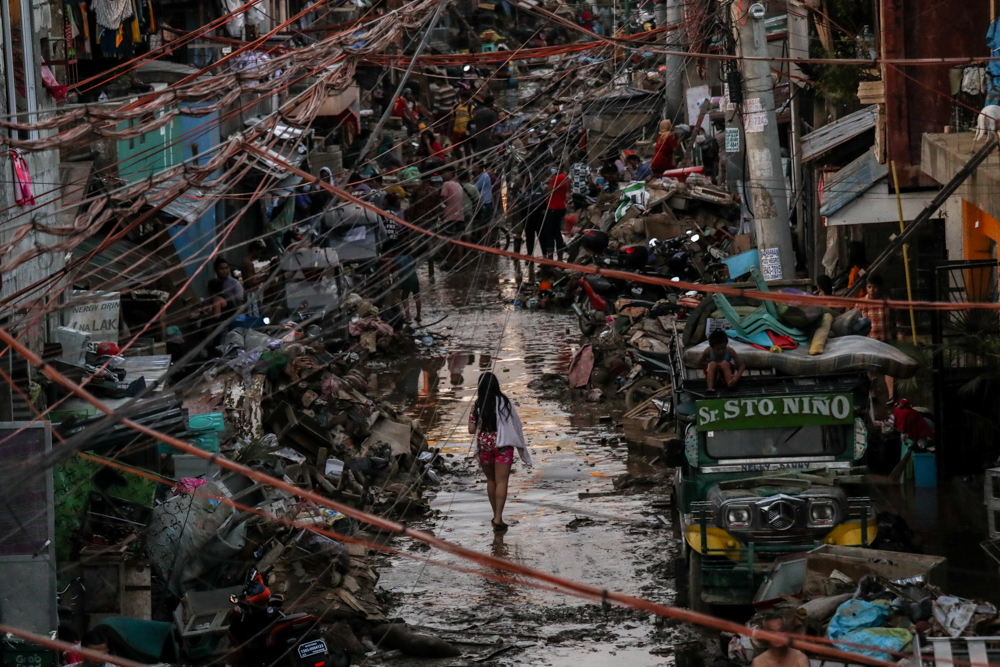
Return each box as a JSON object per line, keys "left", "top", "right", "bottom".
{"left": 788, "top": 0, "right": 808, "bottom": 269}
{"left": 663, "top": 0, "right": 684, "bottom": 121}
{"left": 731, "top": 1, "right": 795, "bottom": 282}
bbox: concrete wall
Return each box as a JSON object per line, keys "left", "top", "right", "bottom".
{"left": 0, "top": 0, "right": 65, "bottom": 346}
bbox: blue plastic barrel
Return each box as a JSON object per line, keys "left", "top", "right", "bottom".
{"left": 912, "top": 452, "right": 937, "bottom": 487}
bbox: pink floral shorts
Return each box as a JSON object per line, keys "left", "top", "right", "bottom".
{"left": 477, "top": 431, "right": 513, "bottom": 466}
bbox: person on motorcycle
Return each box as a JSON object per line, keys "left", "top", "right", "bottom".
{"left": 699, "top": 329, "right": 746, "bottom": 391}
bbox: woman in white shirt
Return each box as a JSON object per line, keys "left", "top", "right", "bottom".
{"left": 468, "top": 372, "right": 532, "bottom": 531}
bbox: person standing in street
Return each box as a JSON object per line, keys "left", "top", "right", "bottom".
{"left": 470, "top": 95, "right": 499, "bottom": 156}
{"left": 468, "top": 372, "right": 532, "bottom": 532}
{"left": 541, "top": 165, "right": 569, "bottom": 260}
{"left": 451, "top": 92, "right": 475, "bottom": 159}
{"left": 650, "top": 119, "right": 678, "bottom": 174}
{"left": 473, "top": 162, "right": 494, "bottom": 221}
{"left": 569, "top": 151, "right": 593, "bottom": 210}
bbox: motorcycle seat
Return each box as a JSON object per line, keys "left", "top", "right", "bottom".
{"left": 585, "top": 275, "right": 615, "bottom": 295}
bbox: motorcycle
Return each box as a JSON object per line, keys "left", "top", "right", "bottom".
{"left": 569, "top": 230, "right": 674, "bottom": 335}
{"left": 228, "top": 568, "right": 350, "bottom": 667}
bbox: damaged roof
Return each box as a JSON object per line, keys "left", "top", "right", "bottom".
{"left": 800, "top": 105, "right": 877, "bottom": 163}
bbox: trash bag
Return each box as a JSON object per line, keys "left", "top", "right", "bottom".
{"left": 827, "top": 599, "right": 890, "bottom": 639}
{"left": 833, "top": 628, "right": 912, "bottom": 662}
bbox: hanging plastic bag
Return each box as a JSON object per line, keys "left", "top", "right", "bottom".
{"left": 10, "top": 150, "right": 35, "bottom": 206}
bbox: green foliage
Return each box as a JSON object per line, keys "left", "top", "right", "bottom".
{"left": 807, "top": 0, "right": 875, "bottom": 104}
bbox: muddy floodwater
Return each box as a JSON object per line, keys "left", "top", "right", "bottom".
{"left": 367, "top": 257, "right": 707, "bottom": 666}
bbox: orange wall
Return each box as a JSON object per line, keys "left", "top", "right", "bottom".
{"left": 962, "top": 200, "right": 1000, "bottom": 260}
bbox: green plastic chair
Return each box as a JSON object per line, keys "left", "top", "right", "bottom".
{"left": 712, "top": 269, "right": 809, "bottom": 345}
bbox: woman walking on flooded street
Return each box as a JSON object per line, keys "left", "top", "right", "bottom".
{"left": 469, "top": 372, "right": 532, "bottom": 532}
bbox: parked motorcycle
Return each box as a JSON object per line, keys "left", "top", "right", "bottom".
{"left": 569, "top": 230, "right": 674, "bottom": 335}
{"left": 228, "top": 568, "right": 350, "bottom": 667}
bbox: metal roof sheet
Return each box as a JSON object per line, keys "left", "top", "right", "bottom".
{"left": 801, "top": 105, "right": 877, "bottom": 163}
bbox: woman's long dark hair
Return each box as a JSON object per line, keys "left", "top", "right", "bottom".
{"left": 473, "top": 372, "right": 513, "bottom": 433}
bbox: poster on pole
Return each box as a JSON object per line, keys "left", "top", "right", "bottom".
{"left": 743, "top": 98, "right": 768, "bottom": 133}
{"left": 760, "top": 247, "right": 783, "bottom": 281}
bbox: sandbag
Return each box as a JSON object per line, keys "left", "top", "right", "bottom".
{"left": 684, "top": 335, "right": 919, "bottom": 378}
{"left": 810, "top": 312, "right": 833, "bottom": 355}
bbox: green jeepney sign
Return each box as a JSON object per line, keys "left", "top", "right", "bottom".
{"left": 695, "top": 393, "right": 854, "bottom": 431}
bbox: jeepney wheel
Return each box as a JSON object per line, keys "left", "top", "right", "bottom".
{"left": 625, "top": 377, "right": 665, "bottom": 410}
{"left": 687, "top": 549, "right": 710, "bottom": 614}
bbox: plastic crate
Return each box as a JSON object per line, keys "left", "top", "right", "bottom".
{"left": 2, "top": 638, "right": 55, "bottom": 667}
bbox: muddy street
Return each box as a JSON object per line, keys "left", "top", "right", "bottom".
{"left": 368, "top": 256, "right": 702, "bottom": 666}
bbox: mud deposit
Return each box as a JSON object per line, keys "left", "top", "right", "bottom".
{"left": 366, "top": 258, "right": 710, "bottom": 665}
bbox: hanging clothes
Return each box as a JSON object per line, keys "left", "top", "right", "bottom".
{"left": 10, "top": 150, "right": 35, "bottom": 206}
{"left": 92, "top": 0, "right": 133, "bottom": 31}
{"left": 130, "top": 0, "right": 141, "bottom": 43}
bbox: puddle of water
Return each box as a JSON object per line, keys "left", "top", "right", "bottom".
{"left": 374, "top": 258, "right": 681, "bottom": 664}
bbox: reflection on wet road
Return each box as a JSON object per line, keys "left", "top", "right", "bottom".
{"left": 374, "top": 257, "right": 686, "bottom": 666}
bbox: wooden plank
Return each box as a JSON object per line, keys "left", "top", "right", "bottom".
{"left": 857, "top": 80, "right": 885, "bottom": 105}
{"left": 819, "top": 151, "right": 890, "bottom": 217}
{"left": 801, "top": 106, "right": 877, "bottom": 162}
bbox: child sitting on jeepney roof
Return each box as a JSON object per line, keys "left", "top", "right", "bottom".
{"left": 698, "top": 329, "right": 746, "bottom": 392}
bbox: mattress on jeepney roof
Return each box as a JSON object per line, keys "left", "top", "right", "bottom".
{"left": 682, "top": 335, "right": 919, "bottom": 379}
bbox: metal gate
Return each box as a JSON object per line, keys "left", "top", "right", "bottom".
{"left": 932, "top": 260, "right": 1000, "bottom": 477}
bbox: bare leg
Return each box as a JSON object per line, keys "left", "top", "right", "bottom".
{"left": 493, "top": 460, "right": 511, "bottom": 526}
{"left": 722, "top": 362, "right": 736, "bottom": 388}
{"left": 415, "top": 296, "right": 422, "bottom": 320}
{"left": 481, "top": 462, "right": 497, "bottom": 517}
{"left": 885, "top": 375, "right": 894, "bottom": 400}
{"left": 706, "top": 361, "right": 718, "bottom": 390}
{"left": 402, "top": 297, "right": 411, "bottom": 322}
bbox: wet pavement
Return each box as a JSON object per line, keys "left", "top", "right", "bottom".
{"left": 368, "top": 256, "right": 702, "bottom": 665}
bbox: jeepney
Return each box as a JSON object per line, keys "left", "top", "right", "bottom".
{"left": 667, "top": 372, "right": 877, "bottom": 610}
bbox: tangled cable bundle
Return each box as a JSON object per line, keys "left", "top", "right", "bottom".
{"left": 0, "top": 0, "right": 438, "bottom": 153}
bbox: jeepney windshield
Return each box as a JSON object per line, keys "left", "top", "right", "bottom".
{"left": 704, "top": 425, "right": 848, "bottom": 459}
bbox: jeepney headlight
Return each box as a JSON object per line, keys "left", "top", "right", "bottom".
{"left": 808, "top": 500, "right": 836, "bottom": 527}
{"left": 726, "top": 506, "right": 752, "bottom": 529}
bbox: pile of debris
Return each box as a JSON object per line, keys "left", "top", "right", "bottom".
{"left": 730, "top": 546, "right": 1000, "bottom": 665}
{"left": 51, "top": 325, "right": 449, "bottom": 660}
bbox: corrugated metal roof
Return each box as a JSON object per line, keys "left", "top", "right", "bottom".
{"left": 801, "top": 105, "right": 877, "bottom": 162}
{"left": 148, "top": 178, "right": 223, "bottom": 224}
{"left": 70, "top": 235, "right": 179, "bottom": 293}
{"left": 819, "top": 149, "right": 889, "bottom": 217}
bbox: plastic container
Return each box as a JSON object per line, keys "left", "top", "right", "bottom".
{"left": 189, "top": 413, "right": 226, "bottom": 432}
{"left": 912, "top": 452, "right": 937, "bottom": 488}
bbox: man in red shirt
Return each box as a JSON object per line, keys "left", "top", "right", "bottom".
{"left": 541, "top": 166, "right": 569, "bottom": 260}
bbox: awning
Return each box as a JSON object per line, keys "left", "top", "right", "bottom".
{"left": 149, "top": 178, "right": 225, "bottom": 224}
{"left": 801, "top": 105, "right": 877, "bottom": 162}
{"left": 821, "top": 151, "right": 936, "bottom": 226}
{"left": 70, "top": 235, "right": 181, "bottom": 293}
{"left": 819, "top": 151, "right": 888, "bottom": 217}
